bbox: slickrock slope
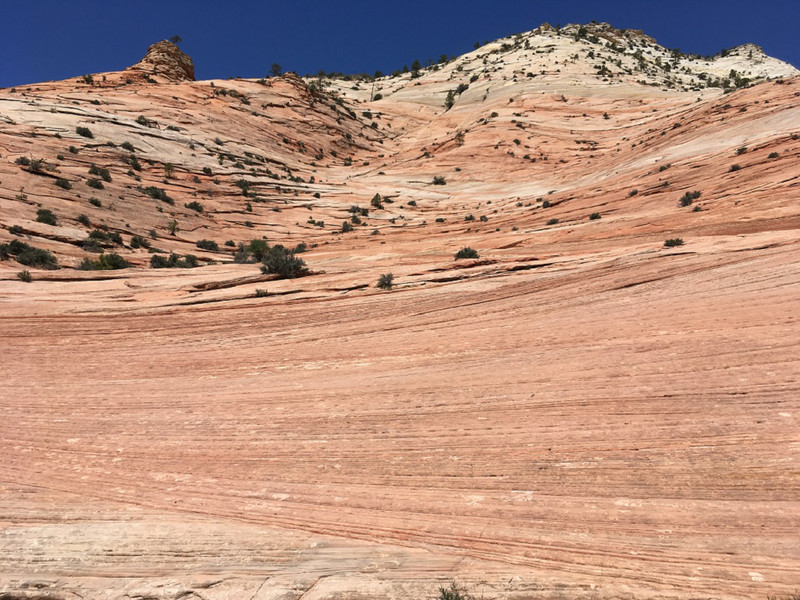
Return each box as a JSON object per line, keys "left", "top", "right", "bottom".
{"left": 1, "top": 28, "right": 798, "bottom": 600}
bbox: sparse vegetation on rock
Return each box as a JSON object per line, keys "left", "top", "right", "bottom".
{"left": 455, "top": 247, "right": 479, "bottom": 259}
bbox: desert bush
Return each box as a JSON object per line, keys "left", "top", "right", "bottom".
{"left": 547, "top": 218, "right": 559, "bottom": 225}
{"left": 55, "top": 178, "right": 72, "bottom": 190}
{"left": 341, "top": 221, "right": 353, "bottom": 233}
{"left": 17, "top": 270, "right": 32, "bottom": 282}
{"left": 438, "top": 581, "right": 472, "bottom": 600}
{"left": 455, "top": 247, "right": 479, "bottom": 259}
{"left": 121, "top": 141, "right": 135, "bottom": 152}
{"left": 196, "top": 239, "right": 219, "bottom": 251}
{"left": 125, "top": 155, "right": 142, "bottom": 171}
{"left": 729, "top": 164, "right": 741, "bottom": 172}
{"left": 87, "top": 177, "right": 104, "bottom": 189}
{"left": 768, "top": 152, "right": 779, "bottom": 159}
{"left": 248, "top": 239, "right": 269, "bottom": 261}
{"left": 87, "top": 229, "right": 123, "bottom": 245}
{"left": 79, "top": 253, "right": 131, "bottom": 270}
{"left": 89, "top": 164, "right": 112, "bottom": 182}
{"left": 89, "top": 197, "right": 102, "bottom": 208}
{"left": 432, "top": 176, "right": 447, "bottom": 185}
{"left": 36, "top": 209, "right": 57, "bottom": 225}
{"left": 260, "top": 245, "right": 308, "bottom": 279}
{"left": 142, "top": 186, "right": 173, "bottom": 204}
{"left": 589, "top": 212, "right": 601, "bottom": 220}
{"left": 9, "top": 225, "right": 24, "bottom": 235}
{"left": 1, "top": 240, "right": 59, "bottom": 269}
{"left": 679, "top": 190, "right": 701, "bottom": 207}
{"left": 664, "top": 238, "right": 684, "bottom": 247}
{"left": 76, "top": 126, "right": 94, "bottom": 138}
{"left": 254, "top": 288, "right": 269, "bottom": 298}
{"left": 130, "top": 235, "right": 151, "bottom": 249}
{"left": 150, "top": 253, "right": 199, "bottom": 268}
{"left": 376, "top": 273, "right": 394, "bottom": 289}
{"left": 371, "top": 193, "right": 383, "bottom": 209}
{"left": 184, "top": 201, "right": 204, "bottom": 212}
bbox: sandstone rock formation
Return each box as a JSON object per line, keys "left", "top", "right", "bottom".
{"left": 0, "top": 24, "right": 798, "bottom": 600}
{"left": 125, "top": 39, "right": 195, "bottom": 81}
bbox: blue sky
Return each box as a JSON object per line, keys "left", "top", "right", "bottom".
{"left": 2, "top": 0, "right": 798, "bottom": 87}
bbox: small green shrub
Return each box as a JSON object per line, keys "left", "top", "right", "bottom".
{"left": 438, "top": 581, "right": 472, "bottom": 600}
{"left": 184, "top": 201, "right": 204, "bottom": 212}
{"left": 76, "top": 126, "right": 94, "bottom": 138}
{"left": 87, "top": 177, "right": 104, "bottom": 189}
{"left": 377, "top": 273, "right": 394, "bottom": 289}
{"left": 432, "top": 176, "right": 447, "bottom": 185}
{"left": 260, "top": 245, "right": 308, "bottom": 279}
{"left": 17, "top": 270, "right": 32, "bottom": 282}
{"left": 589, "top": 212, "right": 601, "bottom": 220}
{"left": 142, "top": 186, "right": 173, "bottom": 204}
{"left": 248, "top": 239, "right": 269, "bottom": 261}
{"left": 729, "top": 164, "right": 741, "bottom": 172}
{"left": 664, "top": 238, "right": 684, "bottom": 247}
{"left": 126, "top": 155, "right": 142, "bottom": 171}
{"left": 79, "top": 253, "right": 131, "bottom": 270}
{"left": 679, "top": 190, "right": 701, "bottom": 207}
{"left": 768, "top": 152, "right": 779, "bottom": 159}
{"left": 546, "top": 218, "right": 559, "bottom": 225}
{"left": 36, "top": 209, "right": 57, "bottom": 226}
{"left": 88, "top": 164, "right": 112, "bottom": 182}
{"left": 121, "top": 141, "right": 135, "bottom": 152}
{"left": 371, "top": 193, "right": 383, "bottom": 209}
{"left": 9, "top": 225, "right": 24, "bottom": 235}
{"left": 195, "top": 239, "right": 219, "bottom": 251}
{"left": 254, "top": 288, "right": 269, "bottom": 298}
{"left": 455, "top": 247, "right": 479, "bottom": 259}
{"left": 341, "top": 221, "right": 353, "bottom": 233}
{"left": 87, "top": 229, "right": 123, "bottom": 245}
{"left": 150, "top": 253, "right": 199, "bottom": 268}
{"left": 130, "top": 235, "right": 151, "bottom": 249}
{"left": 55, "top": 178, "right": 72, "bottom": 190}
{"left": 2, "top": 240, "right": 59, "bottom": 269}
{"left": 89, "top": 197, "right": 102, "bottom": 208}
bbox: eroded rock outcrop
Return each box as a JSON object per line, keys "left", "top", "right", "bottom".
{"left": 125, "top": 40, "right": 195, "bottom": 81}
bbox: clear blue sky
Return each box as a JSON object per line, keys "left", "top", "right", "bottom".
{"left": 2, "top": 0, "right": 798, "bottom": 87}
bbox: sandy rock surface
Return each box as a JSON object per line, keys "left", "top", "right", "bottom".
{"left": 1, "top": 25, "right": 798, "bottom": 600}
